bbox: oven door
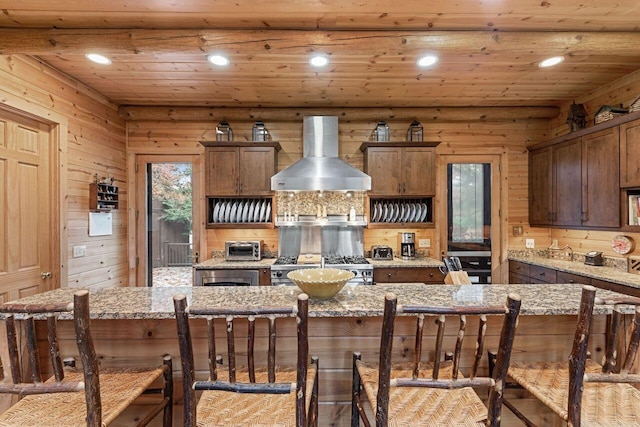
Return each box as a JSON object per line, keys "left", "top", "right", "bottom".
{"left": 195, "top": 269, "right": 259, "bottom": 286}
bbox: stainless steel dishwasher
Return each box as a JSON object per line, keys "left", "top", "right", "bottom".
{"left": 194, "top": 269, "right": 259, "bottom": 286}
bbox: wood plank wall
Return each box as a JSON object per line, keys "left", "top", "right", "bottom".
{"left": 544, "top": 69, "right": 640, "bottom": 257}
{"left": 127, "top": 115, "right": 549, "bottom": 270}
{"left": 0, "top": 54, "right": 127, "bottom": 290}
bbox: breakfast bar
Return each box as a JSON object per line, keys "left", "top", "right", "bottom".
{"left": 1, "top": 283, "right": 631, "bottom": 426}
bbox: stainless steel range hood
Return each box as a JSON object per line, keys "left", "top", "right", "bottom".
{"left": 271, "top": 116, "right": 371, "bottom": 191}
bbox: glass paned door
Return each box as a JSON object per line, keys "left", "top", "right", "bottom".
{"left": 447, "top": 163, "right": 492, "bottom": 283}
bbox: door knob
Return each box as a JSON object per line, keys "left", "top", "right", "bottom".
{"left": 41, "top": 271, "right": 52, "bottom": 279}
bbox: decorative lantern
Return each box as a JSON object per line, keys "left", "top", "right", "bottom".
{"left": 406, "top": 120, "right": 423, "bottom": 142}
{"left": 372, "top": 120, "right": 390, "bottom": 142}
{"left": 252, "top": 120, "right": 270, "bottom": 142}
{"left": 216, "top": 120, "right": 233, "bottom": 141}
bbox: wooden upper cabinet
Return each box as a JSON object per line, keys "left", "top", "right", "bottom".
{"left": 202, "top": 142, "right": 280, "bottom": 196}
{"left": 581, "top": 127, "right": 620, "bottom": 228}
{"left": 363, "top": 146, "right": 401, "bottom": 196}
{"left": 620, "top": 118, "right": 640, "bottom": 188}
{"left": 361, "top": 142, "right": 439, "bottom": 196}
{"left": 205, "top": 146, "right": 239, "bottom": 195}
{"left": 529, "top": 146, "right": 554, "bottom": 225}
{"left": 553, "top": 138, "right": 582, "bottom": 227}
{"left": 529, "top": 139, "right": 581, "bottom": 227}
{"left": 529, "top": 117, "right": 625, "bottom": 229}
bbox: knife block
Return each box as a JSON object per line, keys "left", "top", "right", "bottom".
{"left": 444, "top": 271, "right": 472, "bottom": 285}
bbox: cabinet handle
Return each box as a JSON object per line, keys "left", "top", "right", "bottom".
{"left": 397, "top": 184, "right": 402, "bottom": 193}
{"left": 539, "top": 272, "right": 545, "bottom": 276}
{"left": 402, "top": 183, "right": 406, "bottom": 193}
{"left": 387, "top": 273, "right": 392, "bottom": 278}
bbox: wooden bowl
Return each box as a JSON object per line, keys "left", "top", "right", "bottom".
{"left": 287, "top": 268, "right": 355, "bottom": 300}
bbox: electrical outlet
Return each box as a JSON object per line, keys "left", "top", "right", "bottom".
{"left": 525, "top": 239, "right": 535, "bottom": 249}
{"left": 513, "top": 226, "right": 523, "bottom": 236}
{"left": 73, "top": 245, "right": 87, "bottom": 258}
{"left": 419, "top": 239, "right": 431, "bottom": 248}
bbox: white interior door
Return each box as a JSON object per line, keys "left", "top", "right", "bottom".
{"left": 0, "top": 108, "right": 54, "bottom": 301}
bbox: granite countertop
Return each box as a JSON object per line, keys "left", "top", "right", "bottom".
{"left": 194, "top": 256, "right": 443, "bottom": 270}
{"left": 2, "top": 283, "right": 630, "bottom": 321}
{"left": 508, "top": 254, "right": 640, "bottom": 289}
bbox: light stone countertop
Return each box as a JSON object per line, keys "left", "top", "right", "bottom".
{"left": 2, "top": 283, "right": 631, "bottom": 320}
{"left": 508, "top": 255, "right": 640, "bottom": 289}
{"left": 194, "top": 256, "right": 443, "bottom": 270}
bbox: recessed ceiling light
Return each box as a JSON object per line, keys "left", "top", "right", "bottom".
{"left": 539, "top": 56, "right": 565, "bottom": 68}
{"left": 85, "top": 53, "right": 111, "bottom": 65}
{"left": 207, "top": 54, "right": 229, "bottom": 66}
{"left": 309, "top": 55, "right": 329, "bottom": 67}
{"left": 417, "top": 55, "right": 439, "bottom": 68}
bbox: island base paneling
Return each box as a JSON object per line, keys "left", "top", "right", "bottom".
{"left": 26, "top": 313, "right": 606, "bottom": 426}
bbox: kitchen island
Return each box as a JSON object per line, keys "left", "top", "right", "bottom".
{"left": 1, "top": 283, "right": 627, "bottom": 426}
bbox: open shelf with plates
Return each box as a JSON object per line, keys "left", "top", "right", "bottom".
{"left": 367, "top": 197, "right": 433, "bottom": 228}
{"left": 206, "top": 197, "right": 274, "bottom": 229}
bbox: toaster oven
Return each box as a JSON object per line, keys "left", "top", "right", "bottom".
{"left": 372, "top": 245, "right": 393, "bottom": 260}
{"left": 225, "top": 241, "right": 262, "bottom": 261}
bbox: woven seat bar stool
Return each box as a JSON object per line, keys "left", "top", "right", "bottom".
{"left": 0, "top": 289, "right": 173, "bottom": 427}
{"left": 351, "top": 292, "right": 521, "bottom": 427}
{"left": 173, "top": 292, "right": 319, "bottom": 427}
{"left": 506, "top": 285, "right": 640, "bottom": 426}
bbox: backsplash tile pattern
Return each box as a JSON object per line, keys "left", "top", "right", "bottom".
{"left": 275, "top": 191, "right": 366, "bottom": 217}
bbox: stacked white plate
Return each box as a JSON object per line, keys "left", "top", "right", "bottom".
{"left": 210, "top": 198, "right": 272, "bottom": 223}
{"left": 370, "top": 200, "right": 429, "bottom": 223}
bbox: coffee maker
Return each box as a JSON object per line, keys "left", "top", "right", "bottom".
{"left": 397, "top": 232, "right": 416, "bottom": 260}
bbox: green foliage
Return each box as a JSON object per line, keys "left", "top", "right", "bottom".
{"left": 152, "top": 163, "right": 192, "bottom": 231}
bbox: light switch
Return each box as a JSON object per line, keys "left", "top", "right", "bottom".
{"left": 73, "top": 245, "right": 87, "bottom": 258}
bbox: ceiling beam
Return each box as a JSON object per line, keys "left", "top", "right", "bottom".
{"left": 1, "top": 29, "right": 640, "bottom": 56}
{"left": 119, "top": 106, "right": 560, "bottom": 122}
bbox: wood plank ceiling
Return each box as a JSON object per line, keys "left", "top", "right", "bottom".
{"left": 1, "top": 0, "right": 640, "bottom": 110}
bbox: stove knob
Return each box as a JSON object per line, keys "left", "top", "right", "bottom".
{"left": 276, "top": 271, "right": 283, "bottom": 278}
{"left": 352, "top": 270, "right": 358, "bottom": 276}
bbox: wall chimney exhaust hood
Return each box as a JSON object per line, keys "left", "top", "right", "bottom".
{"left": 271, "top": 116, "right": 371, "bottom": 192}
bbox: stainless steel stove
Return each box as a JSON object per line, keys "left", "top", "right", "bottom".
{"left": 271, "top": 255, "right": 373, "bottom": 286}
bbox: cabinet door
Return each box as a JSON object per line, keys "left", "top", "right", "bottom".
{"left": 529, "top": 147, "right": 554, "bottom": 225}
{"left": 403, "top": 147, "right": 435, "bottom": 195}
{"left": 553, "top": 138, "right": 582, "bottom": 226}
{"left": 205, "top": 147, "right": 239, "bottom": 195}
{"left": 239, "top": 147, "right": 276, "bottom": 195}
{"left": 581, "top": 127, "right": 620, "bottom": 228}
{"left": 365, "top": 147, "right": 402, "bottom": 196}
{"left": 620, "top": 118, "right": 640, "bottom": 188}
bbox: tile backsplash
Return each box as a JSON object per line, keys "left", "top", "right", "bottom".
{"left": 275, "top": 191, "right": 366, "bottom": 217}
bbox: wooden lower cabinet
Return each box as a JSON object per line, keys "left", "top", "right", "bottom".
{"left": 373, "top": 267, "right": 445, "bottom": 284}
{"left": 509, "top": 260, "right": 639, "bottom": 297}
{"left": 592, "top": 278, "right": 640, "bottom": 298}
{"left": 259, "top": 267, "right": 271, "bottom": 286}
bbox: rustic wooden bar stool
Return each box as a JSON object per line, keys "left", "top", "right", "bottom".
{"left": 173, "top": 292, "right": 319, "bottom": 427}
{"left": 351, "top": 292, "right": 521, "bottom": 427}
{"left": 0, "top": 289, "right": 173, "bottom": 426}
{"left": 506, "top": 285, "right": 640, "bottom": 426}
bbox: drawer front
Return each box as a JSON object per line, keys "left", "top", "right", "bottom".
{"left": 529, "top": 265, "right": 557, "bottom": 283}
{"left": 556, "top": 271, "right": 591, "bottom": 285}
{"left": 509, "top": 261, "right": 531, "bottom": 277}
{"left": 509, "top": 272, "right": 530, "bottom": 284}
{"left": 374, "top": 267, "right": 444, "bottom": 284}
